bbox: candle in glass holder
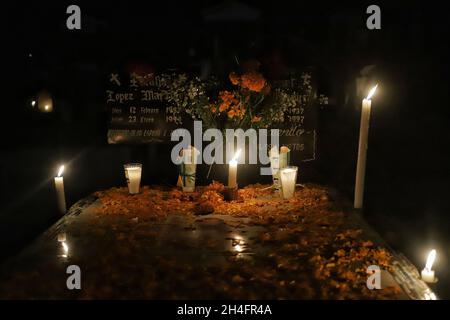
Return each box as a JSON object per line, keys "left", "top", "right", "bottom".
{"left": 124, "top": 163, "right": 142, "bottom": 194}
{"left": 54, "top": 165, "right": 66, "bottom": 215}
{"left": 228, "top": 149, "right": 241, "bottom": 188}
{"left": 421, "top": 249, "right": 437, "bottom": 283}
{"left": 269, "top": 146, "right": 291, "bottom": 191}
{"left": 180, "top": 146, "right": 200, "bottom": 192}
{"left": 280, "top": 166, "right": 298, "bottom": 199}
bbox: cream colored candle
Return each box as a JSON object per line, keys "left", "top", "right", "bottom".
{"left": 269, "top": 146, "right": 280, "bottom": 187}
{"left": 354, "top": 85, "right": 378, "bottom": 209}
{"left": 54, "top": 165, "right": 66, "bottom": 215}
{"left": 279, "top": 146, "right": 290, "bottom": 168}
{"left": 228, "top": 149, "right": 241, "bottom": 188}
{"left": 180, "top": 146, "right": 199, "bottom": 192}
{"left": 270, "top": 146, "right": 290, "bottom": 191}
{"left": 280, "top": 166, "right": 298, "bottom": 199}
{"left": 421, "top": 249, "right": 437, "bottom": 283}
{"left": 124, "top": 163, "right": 142, "bottom": 194}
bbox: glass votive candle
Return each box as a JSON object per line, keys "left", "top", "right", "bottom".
{"left": 280, "top": 166, "right": 298, "bottom": 199}
{"left": 124, "top": 163, "right": 142, "bottom": 194}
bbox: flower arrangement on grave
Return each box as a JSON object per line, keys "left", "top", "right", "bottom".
{"left": 165, "top": 61, "right": 320, "bottom": 131}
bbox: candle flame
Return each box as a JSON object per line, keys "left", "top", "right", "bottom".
{"left": 425, "top": 249, "right": 436, "bottom": 271}
{"left": 366, "top": 84, "right": 378, "bottom": 100}
{"left": 230, "top": 149, "right": 242, "bottom": 164}
{"left": 57, "top": 165, "right": 65, "bottom": 177}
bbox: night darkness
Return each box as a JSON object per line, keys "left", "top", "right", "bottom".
{"left": 1, "top": 0, "right": 450, "bottom": 302}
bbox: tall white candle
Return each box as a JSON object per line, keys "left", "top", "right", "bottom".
{"left": 54, "top": 165, "right": 66, "bottom": 215}
{"left": 228, "top": 149, "right": 241, "bottom": 188}
{"left": 280, "top": 166, "right": 298, "bottom": 199}
{"left": 124, "top": 163, "right": 142, "bottom": 194}
{"left": 421, "top": 249, "right": 437, "bottom": 283}
{"left": 354, "top": 85, "right": 378, "bottom": 209}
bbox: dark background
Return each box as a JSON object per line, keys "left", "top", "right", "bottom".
{"left": 1, "top": 0, "right": 449, "bottom": 298}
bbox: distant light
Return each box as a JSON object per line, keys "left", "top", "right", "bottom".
{"left": 28, "top": 53, "right": 32, "bottom": 58}
{"left": 31, "top": 100, "right": 36, "bottom": 107}
{"left": 37, "top": 90, "right": 53, "bottom": 113}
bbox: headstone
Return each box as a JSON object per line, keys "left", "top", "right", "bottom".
{"left": 106, "top": 71, "right": 189, "bottom": 144}
{"left": 272, "top": 70, "right": 318, "bottom": 162}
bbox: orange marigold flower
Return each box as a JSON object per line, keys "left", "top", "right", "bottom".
{"left": 218, "top": 91, "right": 236, "bottom": 112}
{"left": 227, "top": 109, "right": 236, "bottom": 118}
{"left": 211, "top": 106, "right": 217, "bottom": 113}
{"left": 251, "top": 116, "right": 262, "bottom": 123}
{"left": 229, "top": 72, "right": 240, "bottom": 85}
{"left": 219, "top": 103, "right": 228, "bottom": 112}
{"left": 241, "top": 72, "right": 266, "bottom": 92}
{"left": 219, "top": 90, "right": 234, "bottom": 102}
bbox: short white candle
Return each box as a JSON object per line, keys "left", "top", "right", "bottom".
{"left": 421, "top": 249, "right": 437, "bottom": 283}
{"left": 280, "top": 166, "right": 298, "bottom": 199}
{"left": 54, "top": 165, "right": 66, "bottom": 215}
{"left": 124, "top": 163, "right": 142, "bottom": 194}
{"left": 228, "top": 149, "right": 241, "bottom": 188}
{"left": 354, "top": 85, "right": 378, "bottom": 209}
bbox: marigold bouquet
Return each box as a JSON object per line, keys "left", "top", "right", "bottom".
{"left": 165, "top": 61, "right": 320, "bottom": 131}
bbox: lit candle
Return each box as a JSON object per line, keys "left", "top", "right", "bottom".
{"left": 228, "top": 149, "right": 241, "bottom": 188}
{"left": 124, "top": 163, "right": 142, "bottom": 194}
{"left": 280, "top": 166, "right": 298, "bottom": 199}
{"left": 354, "top": 84, "right": 378, "bottom": 209}
{"left": 54, "top": 165, "right": 66, "bottom": 215}
{"left": 421, "top": 249, "right": 437, "bottom": 283}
